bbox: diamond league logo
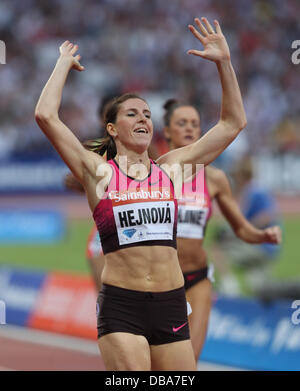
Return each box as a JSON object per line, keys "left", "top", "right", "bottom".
{"left": 122, "top": 228, "right": 137, "bottom": 238}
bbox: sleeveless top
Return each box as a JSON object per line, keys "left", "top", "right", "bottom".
{"left": 93, "top": 159, "right": 178, "bottom": 255}
{"left": 177, "top": 168, "right": 212, "bottom": 239}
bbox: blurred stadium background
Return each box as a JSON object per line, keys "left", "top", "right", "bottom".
{"left": 0, "top": 0, "right": 300, "bottom": 371}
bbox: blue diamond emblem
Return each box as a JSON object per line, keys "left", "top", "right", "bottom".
{"left": 123, "top": 229, "right": 137, "bottom": 238}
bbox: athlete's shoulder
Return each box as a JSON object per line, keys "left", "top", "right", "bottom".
{"left": 206, "top": 165, "right": 227, "bottom": 184}
{"left": 85, "top": 149, "right": 106, "bottom": 164}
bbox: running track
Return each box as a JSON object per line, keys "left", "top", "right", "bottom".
{"left": 0, "top": 325, "right": 104, "bottom": 371}
{"left": 0, "top": 325, "right": 242, "bottom": 371}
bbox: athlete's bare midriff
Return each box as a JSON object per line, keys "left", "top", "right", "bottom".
{"left": 177, "top": 237, "right": 207, "bottom": 273}
{"left": 101, "top": 245, "right": 184, "bottom": 292}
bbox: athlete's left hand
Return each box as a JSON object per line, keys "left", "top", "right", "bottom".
{"left": 263, "top": 225, "right": 282, "bottom": 244}
{"left": 187, "top": 17, "right": 231, "bottom": 62}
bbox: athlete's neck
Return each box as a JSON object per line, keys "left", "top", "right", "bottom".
{"left": 115, "top": 151, "right": 151, "bottom": 180}
{"left": 168, "top": 142, "right": 176, "bottom": 151}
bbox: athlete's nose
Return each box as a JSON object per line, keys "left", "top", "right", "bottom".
{"left": 185, "top": 125, "right": 194, "bottom": 133}
{"left": 137, "top": 114, "right": 146, "bottom": 123}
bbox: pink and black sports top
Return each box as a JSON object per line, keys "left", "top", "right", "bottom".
{"left": 177, "top": 168, "right": 212, "bottom": 239}
{"left": 93, "top": 159, "right": 178, "bottom": 255}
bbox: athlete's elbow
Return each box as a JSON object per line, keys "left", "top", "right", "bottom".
{"left": 235, "top": 110, "right": 247, "bottom": 131}
{"left": 224, "top": 117, "right": 247, "bottom": 140}
{"left": 238, "top": 116, "right": 247, "bottom": 132}
{"left": 35, "top": 109, "right": 56, "bottom": 126}
{"left": 234, "top": 227, "right": 249, "bottom": 242}
{"left": 234, "top": 226, "right": 244, "bottom": 240}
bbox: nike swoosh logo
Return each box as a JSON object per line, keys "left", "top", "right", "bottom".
{"left": 186, "top": 274, "right": 198, "bottom": 281}
{"left": 173, "top": 322, "right": 188, "bottom": 333}
{"left": 186, "top": 272, "right": 204, "bottom": 281}
{"left": 149, "top": 180, "right": 160, "bottom": 186}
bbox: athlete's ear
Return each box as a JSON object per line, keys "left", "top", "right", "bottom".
{"left": 163, "top": 126, "right": 171, "bottom": 142}
{"left": 107, "top": 123, "right": 117, "bottom": 137}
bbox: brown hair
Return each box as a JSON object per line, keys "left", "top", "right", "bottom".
{"left": 163, "top": 99, "right": 200, "bottom": 127}
{"left": 84, "top": 93, "right": 146, "bottom": 160}
{"left": 163, "top": 99, "right": 180, "bottom": 126}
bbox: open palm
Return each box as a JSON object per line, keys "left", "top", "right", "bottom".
{"left": 188, "top": 17, "right": 230, "bottom": 62}
{"left": 59, "top": 40, "right": 85, "bottom": 71}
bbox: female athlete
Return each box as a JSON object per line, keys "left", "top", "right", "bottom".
{"left": 78, "top": 98, "right": 281, "bottom": 362}
{"left": 35, "top": 17, "right": 247, "bottom": 370}
{"left": 162, "top": 99, "right": 281, "bottom": 360}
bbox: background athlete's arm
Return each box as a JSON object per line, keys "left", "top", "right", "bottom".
{"left": 35, "top": 41, "right": 104, "bottom": 185}
{"left": 213, "top": 169, "right": 281, "bottom": 244}
{"left": 157, "top": 17, "right": 247, "bottom": 167}
{"left": 65, "top": 172, "right": 85, "bottom": 193}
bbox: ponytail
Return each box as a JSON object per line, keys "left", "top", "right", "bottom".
{"left": 83, "top": 134, "right": 117, "bottom": 160}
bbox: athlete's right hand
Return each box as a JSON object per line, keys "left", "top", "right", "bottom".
{"left": 59, "top": 40, "right": 85, "bottom": 71}
{"left": 187, "top": 17, "right": 230, "bottom": 63}
{"left": 263, "top": 225, "right": 282, "bottom": 245}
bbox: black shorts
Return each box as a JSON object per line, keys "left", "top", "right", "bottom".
{"left": 183, "top": 265, "right": 214, "bottom": 291}
{"left": 96, "top": 284, "right": 190, "bottom": 345}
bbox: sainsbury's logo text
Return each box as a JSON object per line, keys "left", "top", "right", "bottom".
{"left": 109, "top": 189, "right": 171, "bottom": 203}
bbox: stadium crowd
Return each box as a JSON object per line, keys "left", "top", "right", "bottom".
{"left": 0, "top": 0, "right": 299, "bottom": 162}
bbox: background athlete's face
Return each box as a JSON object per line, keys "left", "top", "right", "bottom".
{"left": 164, "top": 106, "right": 201, "bottom": 149}
{"left": 112, "top": 98, "right": 153, "bottom": 153}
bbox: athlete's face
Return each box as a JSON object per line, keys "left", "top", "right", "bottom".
{"left": 164, "top": 106, "right": 201, "bottom": 149}
{"left": 108, "top": 98, "right": 153, "bottom": 153}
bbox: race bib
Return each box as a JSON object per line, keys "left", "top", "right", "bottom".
{"left": 113, "top": 201, "right": 175, "bottom": 245}
{"left": 177, "top": 205, "right": 209, "bottom": 239}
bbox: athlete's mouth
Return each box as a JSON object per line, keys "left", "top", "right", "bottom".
{"left": 134, "top": 128, "right": 149, "bottom": 134}
{"left": 184, "top": 135, "right": 193, "bottom": 141}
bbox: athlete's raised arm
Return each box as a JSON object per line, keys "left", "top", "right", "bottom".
{"left": 211, "top": 168, "right": 281, "bottom": 245}
{"left": 157, "top": 17, "right": 247, "bottom": 167}
{"left": 35, "top": 41, "right": 104, "bottom": 185}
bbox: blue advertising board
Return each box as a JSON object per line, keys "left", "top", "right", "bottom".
{"left": 0, "top": 160, "right": 69, "bottom": 193}
{"left": 0, "top": 266, "right": 47, "bottom": 327}
{"left": 0, "top": 210, "right": 65, "bottom": 243}
{"left": 201, "top": 296, "right": 300, "bottom": 371}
